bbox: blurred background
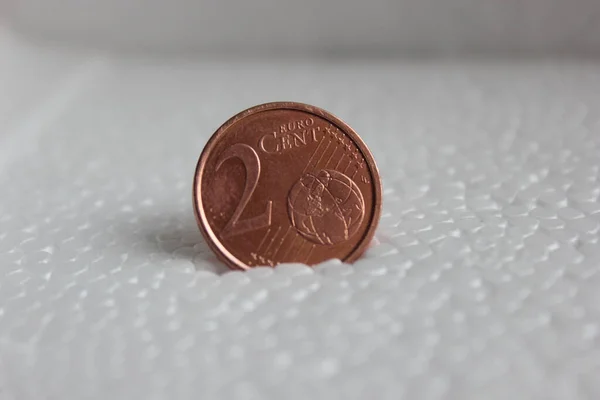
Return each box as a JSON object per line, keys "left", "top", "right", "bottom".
{"left": 2, "top": 0, "right": 600, "bottom": 56}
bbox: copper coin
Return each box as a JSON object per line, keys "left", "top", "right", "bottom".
{"left": 193, "top": 102, "right": 382, "bottom": 270}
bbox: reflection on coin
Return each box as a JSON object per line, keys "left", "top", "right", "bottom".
{"left": 193, "top": 102, "right": 382, "bottom": 270}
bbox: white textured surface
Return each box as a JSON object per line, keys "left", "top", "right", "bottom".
{"left": 1, "top": 40, "right": 600, "bottom": 400}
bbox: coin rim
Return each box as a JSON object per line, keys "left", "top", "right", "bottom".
{"left": 193, "top": 101, "right": 382, "bottom": 271}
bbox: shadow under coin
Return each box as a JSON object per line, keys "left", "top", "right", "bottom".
{"left": 111, "top": 211, "right": 230, "bottom": 275}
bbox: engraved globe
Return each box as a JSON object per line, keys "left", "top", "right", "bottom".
{"left": 287, "top": 169, "right": 365, "bottom": 245}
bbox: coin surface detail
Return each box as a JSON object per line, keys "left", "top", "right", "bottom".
{"left": 193, "top": 102, "right": 382, "bottom": 270}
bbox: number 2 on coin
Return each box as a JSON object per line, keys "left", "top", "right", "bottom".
{"left": 216, "top": 143, "right": 272, "bottom": 238}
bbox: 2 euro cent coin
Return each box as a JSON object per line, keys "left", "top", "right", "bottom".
{"left": 193, "top": 102, "right": 382, "bottom": 270}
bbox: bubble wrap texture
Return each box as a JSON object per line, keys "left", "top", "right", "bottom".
{"left": 1, "top": 39, "right": 600, "bottom": 400}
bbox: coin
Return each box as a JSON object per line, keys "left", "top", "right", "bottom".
{"left": 193, "top": 102, "right": 382, "bottom": 270}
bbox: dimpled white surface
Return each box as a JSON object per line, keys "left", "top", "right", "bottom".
{"left": 1, "top": 37, "right": 600, "bottom": 400}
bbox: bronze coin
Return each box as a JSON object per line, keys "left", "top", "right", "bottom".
{"left": 193, "top": 102, "right": 382, "bottom": 270}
